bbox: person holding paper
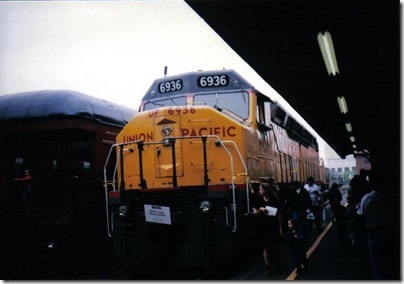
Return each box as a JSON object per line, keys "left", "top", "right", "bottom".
{"left": 252, "top": 182, "right": 284, "bottom": 276}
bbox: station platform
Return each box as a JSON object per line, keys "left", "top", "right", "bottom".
{"left": 1, "top": 188, "right": 400, "bottom": 280}
{"left": 229, "top": 204, "right": 401, "bottom": 281}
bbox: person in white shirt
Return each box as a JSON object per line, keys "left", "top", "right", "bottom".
{"left": 304, "top": 177, "right": 323, "bottom": 232}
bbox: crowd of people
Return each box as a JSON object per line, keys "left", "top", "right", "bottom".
{"left": 251, "top": 170, "right": 388, "bottom": 279}
{"left": 252, "top": 177, "right": 324, "bottom": 276}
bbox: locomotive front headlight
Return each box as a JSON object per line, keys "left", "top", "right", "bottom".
{"left": 161, "top": 125, "right": 172, "bottom": 135}
{"left": 199, "top": 200, "right": 212, "bottom": 213}
{"left": 162, "top": 137, "right": 172, "bottom": 146}
{"left": 118, "top": 205, "right": 128, "bottom": 218}
{"left": 231, "top": 79, "right": 242, "bottom": 89}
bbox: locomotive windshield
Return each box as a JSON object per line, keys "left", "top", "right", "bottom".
{"left": 143, "top": 96, "right": 186, "bottom": 111}
{"left": 143, "top": 91, "right": 249, "bottom": 121}
{"left": 194, "top": 91, "right": 249, "bottom": 120}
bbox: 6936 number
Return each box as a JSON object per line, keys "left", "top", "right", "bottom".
{"left": 168, "top": 107, "right": 196, "bottom": 115}
{"left": 158, "top": 79, "right": 183, "bottom": 93}
{"left": 197, "top": 75, "right": 229, "bottom": 88}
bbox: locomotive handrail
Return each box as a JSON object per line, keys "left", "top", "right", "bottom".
{"left": 104, "top": 140, "right": 144, "bottom": 237}
{"left": 103, "top": 143, "right": 119, "bottom": 237}
{"left": 221, "top": 140, "right": 250, "bottom": 216}
{"left": 223, "top": 206, "right": 229, "bottom": 226}
{"left": 112, "top": 153, "right": 119, "bottom": 190}
{"left": 203, "top": 135, "right": 237, "bottom": 232}
{"left": 119, "top": 144, "right": 125, "bottom": 190}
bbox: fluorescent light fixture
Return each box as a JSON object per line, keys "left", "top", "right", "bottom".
{"left": 345, "top": 122, "right": 352, "bottom": 132}
{"left": 317, "top": 31, "right": 339, "bottom": 76}
{"left": 349, "top": 136, "right": 355, "bottom": 142}
{"left": 353, "top": 150, "right": 358, "bottom": 154}
{"left": 352, "top": 144, "right": 357, "bottom": 149}
{"left": 337, "top": 96, "right": 348, "bottom": 114}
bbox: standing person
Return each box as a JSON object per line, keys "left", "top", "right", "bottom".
{"left": 15, "top": 169, "right": 32, "bottom": 213}
{"left": 286, "top": 181, "right": 312, "bottom": 235}
{"left": 345, "top": 194, "right": 359, "bottom": 247}
{"left": 326, "top": 182, "right": 343, "bottom": 221}
{"left": 304, "top": 176, "right": 323, "bottom": 232}
{"left": 357, "top": 174, "right": 388, "bottom": 279}
{"left": 326, "top": 183, "right": 347, "bottom": 242}
{"left": 347, "top": 172, "right": 370, "bottom": 247}
{"left": 252, "top": 182, "right": 283, "bottom": 276}
{"left": 267, "top": 177, "right": 289, "bottom": 238}
{"left": 286, "top": 217, "right": 309, "bottom": 274}
{"left": 348, "top": 171, "right": 371, "bottom": 215}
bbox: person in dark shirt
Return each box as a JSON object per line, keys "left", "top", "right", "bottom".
{"left": 286, "top": 217, "right": 308, "bottom": 274}
{"left": 252, "top": 182, "right": 283, "bottom": 276}
{"left": 15, "top": 169, "right": 32, "bottom": 213}
{"left": 286, "top": 181, "right": 312, "bottom": 234}
{"left": 326, "top": 182, "right": 347, "bottom": 243}
{"left": 350, "top": 170, "right": 371, "bottom": 205}
{"left": 347, "top": 171, "right": 370, "bottom": 246}
{"left": 357, "top": 174, "right": 388, "bottom": 280}
{"left": 327, "top": 182, "right": 343, "bottom": 221}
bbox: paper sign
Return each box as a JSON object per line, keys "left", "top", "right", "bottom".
{"left": 144, "top": 204, "right": 171, "bottom": 225}
{"left": 265, "top": 206, "right": 278, "bottom": 216}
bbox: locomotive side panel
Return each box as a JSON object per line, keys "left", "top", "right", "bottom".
{"left": 268, "top": 118, "right": 320, "bottom": 184}
{"left": 245, "top": 127, "right": 277, "bottom": 182}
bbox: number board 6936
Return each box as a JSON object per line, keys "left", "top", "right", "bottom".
{"left": 158, "top": 79, "right": 183, "bottom": 94}
{"left": 197, "top": 74, "right": 229, "bottom": 88}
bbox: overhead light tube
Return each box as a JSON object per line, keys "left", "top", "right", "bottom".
{"left": 349, "top": 136, "right": 355, "bottom": 142}
{"left": 337, "top": 96, "right": 348, "bottom": 114}
{"left": 345, "top": 122, "right": 352, "bottom": 132}
{"left": 317, "top": 31, "right": 339, "bottom": 76}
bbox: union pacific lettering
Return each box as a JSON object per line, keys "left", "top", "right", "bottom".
{"left": 181, "top": 126, "right": 236, "bottom": 137}
{"left": 123, "top": 132, "right": 154, "bottom": 143}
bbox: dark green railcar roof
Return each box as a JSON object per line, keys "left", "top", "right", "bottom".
{"left": 0, "top": 90, "right": 136, "bottom": 127}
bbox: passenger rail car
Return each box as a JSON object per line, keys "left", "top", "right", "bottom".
{"left": 104, "top": 70, "right": 320, "bottom": 276}
{"left": 0, "top": 90, "right": 136, "bottom": 249}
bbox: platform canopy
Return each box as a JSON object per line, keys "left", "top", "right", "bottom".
{"left": 186, "top": 0, "right": 400, "bottom": 161}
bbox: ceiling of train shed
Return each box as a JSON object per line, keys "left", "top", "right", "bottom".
{"left": 185, "top": 0, "right": 400, "bottom": 159}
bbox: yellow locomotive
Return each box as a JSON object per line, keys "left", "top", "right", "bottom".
{"left": 104, "top": 69, "right": 320, "bottom": 277}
